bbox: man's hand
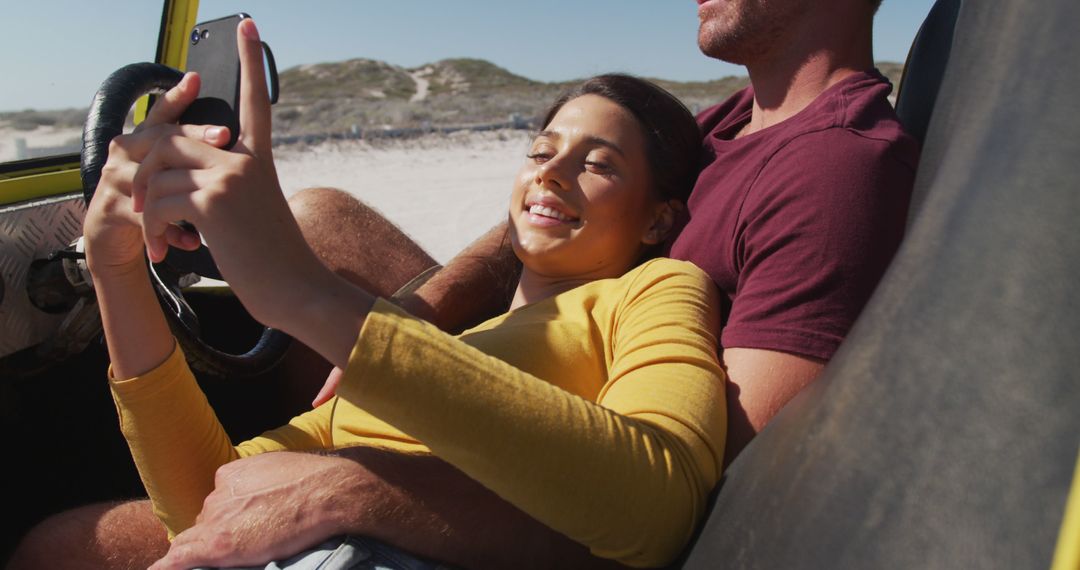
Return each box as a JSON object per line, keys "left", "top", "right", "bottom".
{"left": 150, "top": 448, "right": 622, "bottom": 570}
{"left": 311, "top": 366, "right": 344, "bottom": 408}
{"left": 395, "top": 222, "right": 521, "bottom": 333}
{"left": 149, "top": 452, "right": 362, "bottom": 570}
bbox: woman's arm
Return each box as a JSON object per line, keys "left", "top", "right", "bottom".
{"left": 334, "top": 261, "right": 726, "bottom": 567}
{"left": 109, "top": 345, "right": 333, "bottom": 536}
{"left": 91, "top": 258, "right": 174, "bottom": 379}
{"left": 82, "top": 45, "right": 337, "bottom": 536}
{"left": 83, "top": 69, "right": 209, "bottom": 379}
{"left": 80, "top": 69, "right": 242, "bottom": 535}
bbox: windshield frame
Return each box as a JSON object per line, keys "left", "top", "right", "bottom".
{"left": 0, "top": 0, "right": 198, "bottom": 205}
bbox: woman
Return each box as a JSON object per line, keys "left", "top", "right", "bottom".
{"left": 86, "top": 24, "right": 724, "bottom": 569}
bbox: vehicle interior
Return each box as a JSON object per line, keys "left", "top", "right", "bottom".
{"left": 2, "top": 0, "right": 1078, "bottom": 567}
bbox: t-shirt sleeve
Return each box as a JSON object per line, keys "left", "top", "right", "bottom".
{"left": 723, "top": 128, "right": 914, "bottom": 360}
{"left": 336, "top": 265, "right": 725, "bottom": 568}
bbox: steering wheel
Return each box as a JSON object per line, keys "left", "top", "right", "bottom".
{"left": 80, "top": 62, "right": 291, "bottom": 378}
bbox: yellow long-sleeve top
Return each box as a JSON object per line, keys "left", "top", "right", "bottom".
{"left": 110, "top": 257, "right": 726, "bottom": 567}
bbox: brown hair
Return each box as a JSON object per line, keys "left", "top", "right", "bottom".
{"left": 478, "top": 75, "right": 703, "bottom": 315}
{"left": 541, "top": 74, "right": 702, "bottom": 206}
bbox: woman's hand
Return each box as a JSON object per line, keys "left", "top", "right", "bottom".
{"left": 125, "top": 18, "right": 322, "bottom": 330}
{"left": 81, "top": 70, "right": 239, "bottom": 378}
{"left": 82, "top": 72, "right": 224, "bottom": 278}
{"left": 128, "top": 19, "right": 373, "bottom": 368}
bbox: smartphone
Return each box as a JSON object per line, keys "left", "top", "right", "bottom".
{"left": 179, "top": 13, "right": 249, "bottom": 149}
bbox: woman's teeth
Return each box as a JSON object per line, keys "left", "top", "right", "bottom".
{"left": 529, "top": 204, "right": 574, "bottom": 222}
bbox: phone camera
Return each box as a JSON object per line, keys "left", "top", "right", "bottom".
{"left": 190, "top": 28, "right": 201, "bottom": 45}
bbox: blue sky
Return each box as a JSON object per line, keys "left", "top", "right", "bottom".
{"left": 2, "top": 1, "right": 936, "bottom": 112}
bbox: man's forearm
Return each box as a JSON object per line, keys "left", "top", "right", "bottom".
{"left": 326, "top": 446, "right": 624, "bottom": 570}
{"left": 395, "top": 222, "right": 521, "bottom": 333}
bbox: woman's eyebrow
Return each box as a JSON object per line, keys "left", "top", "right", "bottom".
{"left": 536, "top": 130, "right": 626, "bottom": 157}
{"left": 536, "top": 130, "right": 560, "bottom": 142}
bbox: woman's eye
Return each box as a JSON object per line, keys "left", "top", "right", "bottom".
{"left": 585, "top": 160, "right": 612, "bottom": 174}
{"left": 526, "top": 151, "right": 552, "bottom": 163}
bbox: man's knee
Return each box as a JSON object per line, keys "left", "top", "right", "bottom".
{"left": 9, "top": 500, "right": 168, "bottom": 570}
{"left": 288, "top": 187, "right": 362, "bottom": 225}
{"left": 287, "top": 187, "right": 436, "bottom": 295}
{"left": 287, "top": 187, "right": 384, "bottom": 262}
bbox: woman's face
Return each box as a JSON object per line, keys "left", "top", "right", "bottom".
{"left": 509, "top": 94, "right": 665, "bottom": 280}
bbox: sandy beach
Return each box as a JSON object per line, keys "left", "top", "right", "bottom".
{"left": 1, "top": 126, "right": 532, "bottom": 264}
{"left": 274, "top": 129, "right": 530, "bottom": 263}
{"left": 0, "top": 125, "right": 84, "bottom": 163}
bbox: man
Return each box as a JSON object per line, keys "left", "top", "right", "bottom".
{"left": 679, "top": 0, "right": 915, "bottom": 454}
{"left": 10, "top": 0, "right": 916, "bottom": 568}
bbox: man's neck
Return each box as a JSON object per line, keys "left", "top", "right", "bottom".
{"left": 738, "top": 16, "right": 874, "bottom": 137}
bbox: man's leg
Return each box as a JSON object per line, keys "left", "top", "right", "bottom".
{"left": 8, "top": 500, "right": 168, "bottom": 570}
{"left": 274, "top": 187, "right": 440, "bottom": 405}
{"left": 287, "top": 187, "right": 438, "bottom": 296}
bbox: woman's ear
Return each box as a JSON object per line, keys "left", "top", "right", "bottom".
{"left": 642, "top": 200, "right": 682, "bottom": 245}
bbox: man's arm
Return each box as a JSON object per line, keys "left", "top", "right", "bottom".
{"left": 721, "top": 347, "right": 825, "bottom": 464}
{"left": 153, "top": 448, "right": 624, "bottom": 570}
{"left": 395, "top": 222, "right": 521, "bottom": 333}
{"left": 711, "top": 127, "right": 913, "bottom": 463}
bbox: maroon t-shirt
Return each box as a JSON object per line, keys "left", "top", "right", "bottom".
{"left": 669, "top": 70, "right": 919, "bottom": 360}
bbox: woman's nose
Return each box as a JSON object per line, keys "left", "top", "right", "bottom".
{"left": 535, "top": 159, "right": 569, "bottom": 191}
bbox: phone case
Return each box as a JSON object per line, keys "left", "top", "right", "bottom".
{"left": 179, "top": 13, "right": 249, "bottom": 149}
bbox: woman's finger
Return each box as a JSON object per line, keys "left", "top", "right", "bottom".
{"left": 140, "top": 160, "right": 240, "bottom": 263}
{"left": 165, "top": 223, "right": 202, "bottom": 252}
{"left": 139, "top": 72, "right": 201, "bottom": 129}
{"left": 142, "top": 162, "right": 228, "bottom": 211}
{"left": 97, "top": 151, "right": 139, "bottom": 197}
{"left": 236, "top": 18, "right": 273, "bottom": 158}
{"left": 132, "top": 135, "right": 219, "bottom": 213}
{"left": 139, "top": 169, "right": 205, "bottom": 263}
{"left": 143, "top": 204, "right": 198, "bottom": 263}
{"left": 113, "top": 123, "right": 231, "bottom": 167}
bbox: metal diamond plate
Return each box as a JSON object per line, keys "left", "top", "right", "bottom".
{"left": 0, "top": 194, "right": 87, "bottom": 358}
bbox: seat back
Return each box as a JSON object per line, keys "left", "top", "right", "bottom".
{"left": 894, "top": 0, "right": 963, "bottom": 223}
{"left": 894, "top": 0, "right": 962, "bottom": 148}
{"left": 677, "top": 0, "right": 1080, "bottom": 567}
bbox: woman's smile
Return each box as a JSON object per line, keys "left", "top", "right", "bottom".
{"left": 508, "top": 94, "right": 659, "bottom": 281}
{"left": 523, "top": 195, "right": 580, "bottom": 227}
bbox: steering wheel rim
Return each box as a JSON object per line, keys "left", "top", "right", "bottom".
{"left": 81, "top": 62, "right": 291, "bottom": 378}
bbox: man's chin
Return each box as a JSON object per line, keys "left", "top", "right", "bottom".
{"left": 698, "top": 36, "right": 751, "bottom": 66}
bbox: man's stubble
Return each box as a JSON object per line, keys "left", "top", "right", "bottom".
{"left": 697, "top": 0, "right": 810, "bottom": 66}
